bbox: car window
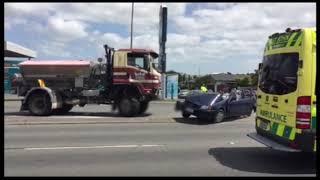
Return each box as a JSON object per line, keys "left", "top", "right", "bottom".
{"left": 222, "top": 93, "right": 229, "bottom": 100}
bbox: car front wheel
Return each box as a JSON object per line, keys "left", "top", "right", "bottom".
{"left": 182, "top": 111, "right": 190, "bottom": 118}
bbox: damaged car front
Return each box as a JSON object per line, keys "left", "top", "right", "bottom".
{"left": 175, "top": 93, "right": 226, "bottom": 122}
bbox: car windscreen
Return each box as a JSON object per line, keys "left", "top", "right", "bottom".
{"left": 259, "top": 53, "right": 299, "bottom": 95}
{"left": 186, "top": 94, "right": 218, "bottom": 105}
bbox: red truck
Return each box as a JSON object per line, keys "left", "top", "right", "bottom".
{"left": 15, "top": 44, "right": 161, "bottom": 117}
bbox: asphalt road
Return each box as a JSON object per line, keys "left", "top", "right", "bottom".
{"left": 4, "top": 101, "right": 316, "bottom": 176}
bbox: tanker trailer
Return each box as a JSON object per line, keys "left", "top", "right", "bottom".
{"left": 16, "top": 44, "right": 161, "bottom": 117}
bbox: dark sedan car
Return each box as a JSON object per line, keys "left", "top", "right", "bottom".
{"left": 175, "top": 92, "right": 255, "bottom": 123}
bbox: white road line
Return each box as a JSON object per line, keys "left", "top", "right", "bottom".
{"left": 6, "top": 115, "right": 105, "bottom": 119}
{"left": 23, "top": 144, "right": 164, "bottom": 151}
{"left": 49, "top": 116, "right": 105, "bottom": 119}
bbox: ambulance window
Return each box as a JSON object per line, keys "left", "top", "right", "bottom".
{"left": 259, "top": 53, "right": 299, "bottom": 95}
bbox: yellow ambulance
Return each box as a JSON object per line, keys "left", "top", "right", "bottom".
{"left": 248, "top": 27, "right": 317, "bottom": 152}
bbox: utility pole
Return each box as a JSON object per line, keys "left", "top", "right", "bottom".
{"left": 130, "top": 3, "right": 134, "bottom": 49}
{"left": 159, "top": 5, "right": 167, "bottom": 99}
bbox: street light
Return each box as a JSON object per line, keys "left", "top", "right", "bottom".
{"left": 130, "top": 2, "right": 134, "bottom": 49}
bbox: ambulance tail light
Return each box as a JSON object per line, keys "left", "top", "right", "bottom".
{"left": 296, "top": 96, "right": 311, "bottom": 129}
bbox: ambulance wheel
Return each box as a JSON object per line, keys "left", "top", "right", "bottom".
{"left": 28, "top": 93, "right": 52, "bottom": 116}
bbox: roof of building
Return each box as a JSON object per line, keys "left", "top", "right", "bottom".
{"left": 210, "top": 73, "right": 248, "bottom": 82}
{"left": 4, "top": 41, "right": 37, "bottom": 58}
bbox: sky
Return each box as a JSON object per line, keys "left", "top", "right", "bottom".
{"left": 4, "top": 3, "right": 316, "bottom": 75}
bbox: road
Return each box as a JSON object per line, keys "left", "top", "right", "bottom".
{"left": 4, "top": 101, "right": 316, "bottom": 176}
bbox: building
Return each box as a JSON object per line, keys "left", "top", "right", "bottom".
{"left": 4, "top": 41, "right": 37, "bottom": 93}
{"left": 210, "top": 73, "right": 248, "bottom": 92}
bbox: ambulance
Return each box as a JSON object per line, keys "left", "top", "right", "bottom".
{"left": 248, "top": 27, "right": 317, "bottom": 152}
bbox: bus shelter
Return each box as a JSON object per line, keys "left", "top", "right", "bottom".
{"left": 4, "top": 41, "right": 36, "bottom": 93}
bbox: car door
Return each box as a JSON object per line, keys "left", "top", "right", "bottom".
{"left": 237, "top": 96, "right": 252, "bottom": 115}
{"left": 227, "top": 95, "right": 241, "bottom": 117}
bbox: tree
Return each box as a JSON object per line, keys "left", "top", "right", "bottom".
{"left": 194, "top": 75, "right": 215, "bottom": 89}
{"left": 236, "top": 77, "right": 250, "bottom": 87}
{"left": 250, "top": 69, "right": 259, "bottom": 87}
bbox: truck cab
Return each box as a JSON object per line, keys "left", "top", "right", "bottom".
{"left": 113, "top": 49, "right": 161, "bottom": 99}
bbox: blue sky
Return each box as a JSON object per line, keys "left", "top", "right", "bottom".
{"left": 5, "top": 3, "right": 316, "bottom": 75}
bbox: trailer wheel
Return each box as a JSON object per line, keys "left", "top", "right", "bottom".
{"left": 138, "top": 101, "right": 149, "bottom": 114}
{"left": 28, "top": 93, "right": 52, "bottom": 116}
{"left": 53, "top": 104, "right": 73, "bottom": 114}
{"left": 118, "top": 98, "right": 140, "bottom": 117}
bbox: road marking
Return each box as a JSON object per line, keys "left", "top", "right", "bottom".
{"left": 18, "top": 144, "right": 165, "bottom": 151}
{"left": 6, "top": 115, "right": 106, "bottom": 119}
{"left": 49, "top": 116, "right": 105, "bottom": 119}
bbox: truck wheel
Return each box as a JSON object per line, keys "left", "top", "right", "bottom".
{"left": 130, "top": 98, "right": 140, "bottom": 116}
{"left": 214, "top": 109, "right": 225, "bottom": 123}
{"left": 138, "top": 101, "right": 149, "bottom": 114}
{"left": 28, "top": 93, "right": 52, "bottom": 116}
{"left": 53, "top": 104, "right": 73, "bottom": 114}
{"left": 119, "top": 98, "right": 140, "bottom": 117}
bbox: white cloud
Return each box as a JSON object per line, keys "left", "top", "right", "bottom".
{"left": 90, "top": 33, "right": 159, "bottom": 58}
{"left": 4, "top": 3, "right": 316, "bottom": 74}
{"left": 4, "top": 17, "right": 27, "bottom": 30}
{"left": 47, "top": 16, "right": 88, "bottom": 42}
{"left": 5, "top": 3, "right": 57, "bottom": 18}
{"left": 37, "top": 41, "right": 71, "bottom": 58}
{"left": 205, "top": 3, "right": 237, "bottom": 10}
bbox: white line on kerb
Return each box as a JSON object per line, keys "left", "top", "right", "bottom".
{"left": 24, "top": 144, "right": 164, "bottom": 151}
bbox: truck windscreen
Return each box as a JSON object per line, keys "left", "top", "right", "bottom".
{"left": 128, "top": 53, "right": 149, "bottom": 70}
{"left": 259, "top": 53, "right": 299, "bottom": 95}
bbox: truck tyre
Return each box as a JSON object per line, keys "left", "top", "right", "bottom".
{"left": 28, "top": 93, "right": 52, "bottom": 116}
{"left": 214, "top": 109, "right": 225, "bottom": 123}
{"left": 131, "top": 98, "right": 140, "bottom": 116}
{"left": 138, "top": 101, "right": 149, "bottom": 114}
{"left": 53, "top": 104, "right": 73, "bottom": 114}
{"left": 119, "top": 98, "right": 140, "bottom": 117}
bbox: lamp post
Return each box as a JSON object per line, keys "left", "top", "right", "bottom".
{"left": 130, "top": 3, "right": 134, "bottom": 49}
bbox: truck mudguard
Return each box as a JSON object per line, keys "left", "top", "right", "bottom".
{"left": 23, "top": 87, "right": 63, "bottom": 110}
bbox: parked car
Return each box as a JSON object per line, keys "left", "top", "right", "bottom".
{"left": 178, "top": 89, "right": 190, "bottom": 99}
{"left": 175, "top": 92, "right": 255, "bottom": 123}
{"left": 178, "top": 90, "right": 203, "bottom": 99}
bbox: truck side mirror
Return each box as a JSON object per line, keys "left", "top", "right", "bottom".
{"left": 97, "top": 58, "right": 103, "bottom": 63}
